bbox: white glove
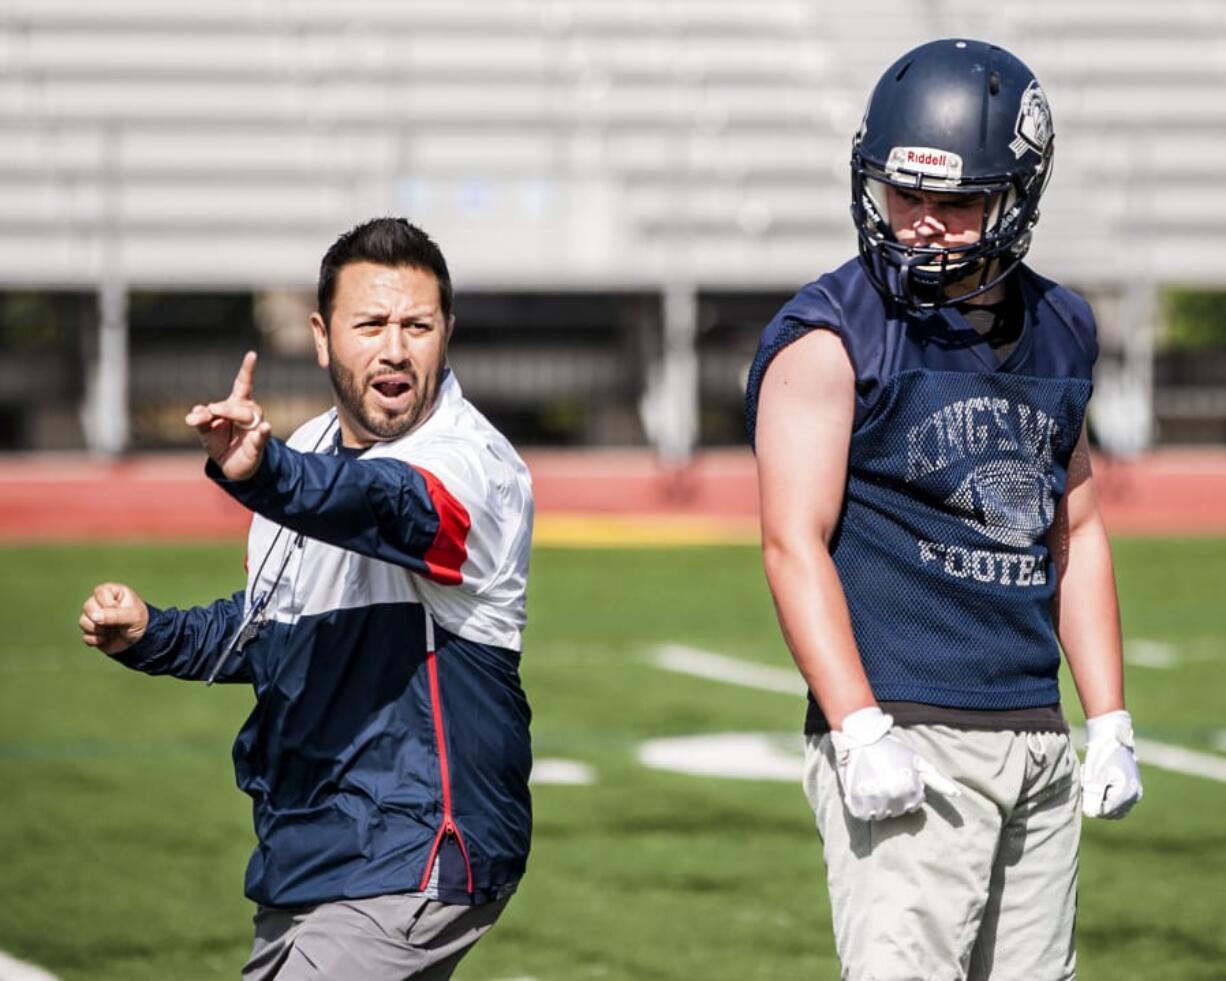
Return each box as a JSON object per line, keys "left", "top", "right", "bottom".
{"left": 830, "top": 706, "right": 961, "bottom": 821}
{"left": 1082, "top": 709, "right": 1143, "bottom": 820}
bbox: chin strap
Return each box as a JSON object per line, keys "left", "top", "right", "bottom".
{"left": 897, "top": 250, "right": 1015, "bottom": 311}
{"left": 897, "top": 255, "right": 948, "bottom": 309}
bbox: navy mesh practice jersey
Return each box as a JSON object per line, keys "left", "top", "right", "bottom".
{"left": 745, "top": 259, "right": 1098, "bottom": 716}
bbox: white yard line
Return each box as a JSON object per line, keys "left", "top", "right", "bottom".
{"left": 0, "top": 950, "right": 59, "bottom": 981}
{"left": 1132, "top": 738, "right": 1226, "bottom": 783}
{"left": 1122, "top": 638, "right": 1225, "bottom": 669}
{"left": 638, "top": 732, "right": 803, "bottom": 781}
{"left": 649, "top": 644, "right": 802, "bottom": 695}
{"left": 530, "top": 758, "right": 595, "bottom": 785}
{"left": 1124, "top": 639, "right": 1179, "bottom": 669}
{"left": 650, "top": 643, "right": 1226, "bottom": 785}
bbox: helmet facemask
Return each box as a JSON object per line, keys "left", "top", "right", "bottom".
{"left": 852, "top": 156, "right": 1048, "bottom": 310}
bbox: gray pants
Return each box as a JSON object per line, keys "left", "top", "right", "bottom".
{"left": 805, "top": 726, "right": 1081, "bottom": 981}
{"left": 241, "top": 894, "right": 510, "bottom": 981}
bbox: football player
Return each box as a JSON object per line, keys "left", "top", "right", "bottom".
{"left": 747, "top": 39, "right": 1142, "bottom": 979}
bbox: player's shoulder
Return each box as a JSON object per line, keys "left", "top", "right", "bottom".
{"left": 746, "top": 258, "right": 884, "bottom": 447}
{"left": 757, "top": 258, "right": 884, "bottom": 379}
{"left": 1019, "top": 265, "right": 1099, "bottom": 362}
{"left": 1022, "top": 265, "right": 1095, "bottom": 323}
{"left": 771, "top": 258, "right": 879, "bottom": 332}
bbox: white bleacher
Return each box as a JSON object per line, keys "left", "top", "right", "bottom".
{"left": 0, "top": 2, "right": 893, "bottom": 289}
{"left": 0, "top": 0, "right": 1221, "bottom": 291}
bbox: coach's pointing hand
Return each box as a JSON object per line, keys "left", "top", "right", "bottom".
{"left": 80, "top": 582, "right": 149, "bottom": 656}
{"left": 185, "top": 350, "right": 272, "bottom": 481}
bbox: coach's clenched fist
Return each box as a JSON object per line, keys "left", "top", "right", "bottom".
{"left": 79, "top": 582, "right": 149, "bottom": 656}
{"left": 185, "top": 349, "right": 272, "bottom": 481}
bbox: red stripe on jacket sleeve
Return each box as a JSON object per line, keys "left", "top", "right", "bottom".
{"left": 412, "top": 465, "right": 471, "bottom": 586}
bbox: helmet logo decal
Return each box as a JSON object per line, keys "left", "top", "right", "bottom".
{"left": 886, "top": 146, "right": 964, "bottom": 181}
{"left": 1009, "top": 80, "right": 1052, "bottom": 159}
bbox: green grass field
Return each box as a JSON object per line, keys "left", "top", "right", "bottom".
{"left": 1, "top": 539, "right": 1224, "bottom": 980}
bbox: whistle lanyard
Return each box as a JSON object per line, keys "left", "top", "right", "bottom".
{"left": 205, "top": 416, "right": 338, "bottom": 686}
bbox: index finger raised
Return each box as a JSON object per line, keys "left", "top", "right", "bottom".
{"left": 230, "top": 350, "right": 259, "bottom": 400}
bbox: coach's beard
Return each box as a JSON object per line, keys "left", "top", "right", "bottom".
{"left": 328, "top": 355, "right": 444, "bottom": 444}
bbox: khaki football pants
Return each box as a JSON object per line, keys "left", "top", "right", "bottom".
{"left": 805, "top": 726, "right": 1081, "bottom": 981}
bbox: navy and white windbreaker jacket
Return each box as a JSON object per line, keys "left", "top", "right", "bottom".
{"left": 116, "top": 372, "right": 534, "bottom": 908}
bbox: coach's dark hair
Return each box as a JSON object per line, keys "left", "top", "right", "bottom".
{"left": 317, "top": 217, "right": 453, "bottom": 325}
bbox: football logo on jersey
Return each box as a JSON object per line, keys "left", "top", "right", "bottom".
{"left": 945, "top": 459, "right": 1055, "bottom": 547}
{"left": 1009, "top": 80, "right": 1052, "bottom": 159}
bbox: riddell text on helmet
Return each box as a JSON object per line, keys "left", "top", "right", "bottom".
{"left": 886, "top": 146, "right": 965, "bottom": 180}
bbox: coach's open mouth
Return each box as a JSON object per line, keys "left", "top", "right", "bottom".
{"left": 371, "top": 376, "right": 414, "bottom": 411}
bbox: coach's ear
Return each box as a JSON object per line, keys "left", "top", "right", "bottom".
{"left": 310, "top": 312, "right": 330, "bottom": 369}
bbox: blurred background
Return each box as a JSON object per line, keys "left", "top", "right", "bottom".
{"left": 1, "top": 0, "right": 1225, "bottom": 462}
{"left": 3, "top": 5, "right": 1226, "bottom": 980}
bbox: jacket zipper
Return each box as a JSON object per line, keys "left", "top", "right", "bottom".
{"left": 418, "top": 615, "right": 475, "bottom": 895}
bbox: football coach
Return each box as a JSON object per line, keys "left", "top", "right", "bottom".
{"left": 78, "top": 217, "right": 535, "bottom": 980}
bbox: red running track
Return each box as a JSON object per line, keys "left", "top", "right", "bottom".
{"left": 0, "top": 448, "right": 1225, "bottom": 542}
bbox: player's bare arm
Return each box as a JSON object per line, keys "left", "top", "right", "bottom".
{"left": 1047, "top": 425, "right": 1125, "bottom": 718}
{"left": 755, "top": 328, "right": 871, "bottom": 727}
{"left": 757, "top": 329, "right": 960, "bottom": 820}
{"left": 1048, "top": 425, "right": 1142, "bottom": 819}
{"left": 184, "top": 349, "right": 272, "bottom": 481}
{"left": 79, "top": 581, "right": 149, "bottom": 656}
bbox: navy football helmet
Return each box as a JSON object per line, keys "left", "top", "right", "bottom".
{"left": 851, "top": 39, "right": 1054, "bottom": 309}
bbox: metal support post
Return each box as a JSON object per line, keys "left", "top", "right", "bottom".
{"left": 83, "top": 279, "right": 129, "bottom": 455}
{"left": 649, "top": 282, "right": 699, "bottom": 468}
